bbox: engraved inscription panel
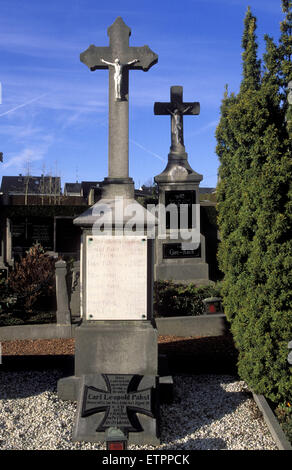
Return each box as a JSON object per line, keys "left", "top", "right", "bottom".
{"left": 81, "top": 374, "right": 154, "bottom": 432}
{"left": 86, "top": 236, "right": 147, "bottom": 320}
{"left": 163, "top": 242, "right": 201, "bottom": 259}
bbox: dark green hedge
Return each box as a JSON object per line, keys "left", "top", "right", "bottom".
{"left": 216, "top": 5, "right": 292, "bottom": 404}
{"left": 153, "top": 280, "right": 221, "bottom": 317}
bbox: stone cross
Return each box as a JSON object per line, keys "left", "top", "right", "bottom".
{"left": 81, "top": 374, "right": 154, "bottom": 432}
{"left": 154, "top": 86, "right": 200, "bottom": 153}
{"left": 80, "top": 17, "right": 158, "bottom": 181}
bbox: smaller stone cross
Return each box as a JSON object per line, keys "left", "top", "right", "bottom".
{"left": 81, "top": 374, "right": 155, "bottom": 432}
{"left": 154, "top": 86, "right": 200, "bottom": 153}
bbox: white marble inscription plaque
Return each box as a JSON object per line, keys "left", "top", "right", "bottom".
{"left": 86, "top": 236, "right": 147, "bottom": 320}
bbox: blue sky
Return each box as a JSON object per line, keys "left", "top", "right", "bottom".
{"left": 0, "top": 0, "right": 284, "bottom": 189}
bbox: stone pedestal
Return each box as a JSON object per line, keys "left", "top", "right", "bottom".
{"left": 58, "top": 320, "right": 158, "bottom": 402}
{"left": 154, "top": 152, "right": 210, "bottom": 285}
{"left": 57, "top": 188, "right": 160, "bottom": 445}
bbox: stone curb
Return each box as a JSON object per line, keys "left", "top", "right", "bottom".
{"left": 252, "top": 393, "right": 292, "bottom": 450}
{"left": 0, "top": 315, "right": 227, "bottom": 341}
{"left": 0, "top": 324, "right": 76, "bottom": 341}
{"left": 156, "top": 314, "right": 227, "bottom": 337}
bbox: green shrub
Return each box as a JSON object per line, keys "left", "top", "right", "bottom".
{"left": 0, "top": 273, "right": 17, "bottom": 314}
{"left": 153, "top": 280, "right": 221, "bottom": 317}
{"left": 275, "top": 401, "right": 292, "bottom": 443}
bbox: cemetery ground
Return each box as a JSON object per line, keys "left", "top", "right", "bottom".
{"left": 0, "top": 333, "right": 290, "bottom": 450}
{"left": 0, "top": 256, "right": 291, "bottom": 450}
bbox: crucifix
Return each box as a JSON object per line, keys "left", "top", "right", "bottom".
{"left": 154, "top": 86, "right": 200, "bottom": 153}
{"left": 80, "top": 17, "right": 158, "bottom": 181}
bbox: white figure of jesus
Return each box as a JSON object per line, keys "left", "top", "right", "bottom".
{"left": 101, "top": 57, "right": 139, "bottom": 100}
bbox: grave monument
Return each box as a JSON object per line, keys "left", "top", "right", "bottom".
{"left": 154, "top": 86, "right": 209, "bottom": 284}
{"left": 57, "top": 17, "right": 160, "bottom": 446}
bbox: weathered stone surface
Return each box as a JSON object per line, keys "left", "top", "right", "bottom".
{"left": 154, "top": 86, "right": 199, "bottom": 154}
{"left": 80, "top": 17, "right": 158, "bottom": 197}
{"left": 73, "top": 373, "right": 159, "bottom": 445}
{"left": 85, "top": 236, "right": 147, "bottom": 320}
{"left": 154, "top": 86, "right": 209, "bottom": 284}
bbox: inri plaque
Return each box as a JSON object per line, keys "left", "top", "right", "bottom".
{"left": 85, "top": 236, "right": 148, "bottom": 320}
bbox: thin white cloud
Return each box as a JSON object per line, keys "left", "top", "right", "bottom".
{"left": 3, "top": 148, "right": 43, "bottom": 170}
{"left": 0, "top": 30, "right": 82, "bottom": 59}
{"left": 188, "top": 120, "right": 218, "bottom": 137}
{"left": 130, "top": 139, "right": 166, "bottom": 163}
{"left": 0, "top": 93, "right": 48, "bottom": 118}
{"left": 3, "top": 133, "right": 54, "bottom": 172}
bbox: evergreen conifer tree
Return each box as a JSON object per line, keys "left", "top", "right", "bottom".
{"left": 216, "top": 3, "right": 292, "bottom": 403}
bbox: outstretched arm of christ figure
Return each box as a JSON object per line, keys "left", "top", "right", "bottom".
{"left": 100, "top": 58, "right": 115, "bottom": 66}
{"left": 127, "top": 59, "right": 139, "bottom": 65}
{"left": 166, "top": 108, "right": 175, "bottom": 116}
{"left": 182, "top": 106, "right": 192, "bottom": 114}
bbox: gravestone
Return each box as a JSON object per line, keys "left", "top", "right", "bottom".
{"left": 73, "top": 374, "right": 159, "bottom": 445}
{"left": 154, "top": 86, "right": 209, "bottom": 284}
{"left": 57, "top": 17, "right": 160, "bottom": 446}
{"left": 11, "top": 217, "right": 54, "bottom": 255}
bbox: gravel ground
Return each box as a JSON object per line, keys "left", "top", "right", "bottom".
{"left": 0, "top": 336, "right": 278, "bottom": 450}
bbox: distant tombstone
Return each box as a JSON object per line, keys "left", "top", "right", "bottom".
{"left": 154, "top": 86, "right": 209, "bottom": 284}
{"left": 11, "top": 217, "right": 54, "bottom": 254}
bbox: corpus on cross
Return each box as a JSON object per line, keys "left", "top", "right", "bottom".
{"left": 154, "top": 86, "right": 200, "bottom": 152}
{"left": 80, "top": 17, "right": 158, "bottom": 182}
{"left": 100, "top": 57, "right": 139, "bottom": 100}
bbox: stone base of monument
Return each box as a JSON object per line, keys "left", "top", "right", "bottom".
{"left": 72, "top": 373, "right": 160, "bottom": 446}
{"left": 155, "top": 234, "right": 209, "bottom": 285}
{"left": 57, "top": 320, "right": 158, "bottom": 401}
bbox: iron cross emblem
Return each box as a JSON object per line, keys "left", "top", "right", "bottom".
{"left": 81, "top": 374, "right": 156, "bottom": 432}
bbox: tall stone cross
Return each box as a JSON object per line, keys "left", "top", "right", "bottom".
{"left": 154, "top": 86, "right": 200, "bottom": 154}
{"left": 80, "top": 17, "right": 158, "bottom": 181}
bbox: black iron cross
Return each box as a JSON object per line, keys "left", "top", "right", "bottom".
{"left": 81, "top": 374, "right": 155, "bottom": 432}
{"left": 154, "top": 86, "right": 200, "bottom": 152}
